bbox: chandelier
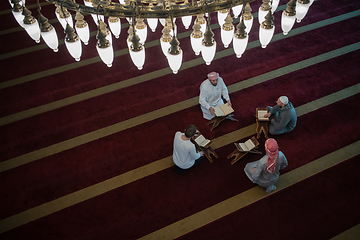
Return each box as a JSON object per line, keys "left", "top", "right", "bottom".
{"left": 9, "top": 0, "right": 314, "bottom": 74}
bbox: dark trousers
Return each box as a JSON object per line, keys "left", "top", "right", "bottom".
{"left": 174, "top": 156, "right": 205, "bottom": 175}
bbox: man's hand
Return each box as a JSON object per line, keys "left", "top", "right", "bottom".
{"left": 209, "top": 107, "right": 215, "bottom": 115}
{"left": 264, "top": 112, "right": 271, "bottom": 118}
{"left": 226, "top": 100, "right": 232, "bottom": 106}
{"left": 199, "top": 151, "right": 204, "bottom": 157}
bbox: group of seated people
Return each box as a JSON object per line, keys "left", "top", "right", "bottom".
{"left": 172, "top": 72, "right": 297, "bottom": 193}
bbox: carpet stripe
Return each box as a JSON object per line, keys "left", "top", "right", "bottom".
{"left": 330, "top": 224, "right": 360, "bottom": 240}
{"left": 0, "top": 45, "right": 359, "bottom": 172}
{"left": 0, "top": 89, "right": 358, "bottom": 233}
{"left": 139, "top": 141, "right": 360, "bottom": 240}
{"left": 0, "top": 10, "right": 358, "bottom": 90}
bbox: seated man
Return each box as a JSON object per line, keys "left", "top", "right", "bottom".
{"left": 173, "top": 125, "right": 204, "bottom": 175}
{"left": 264, "top": 96, "right": 297, "bottom": 135}
{"left": 199, "top": 72, "right": 231, "bottom": 120}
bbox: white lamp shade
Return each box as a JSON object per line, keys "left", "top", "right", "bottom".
{"left": 96, "top": 44, "right": 114, "bottom": 67}
{"left": 12, "top": 10, "right": 25, "bottom": 28}
{"left": 24, "top": 20, "right": 41, "bottom": 43}
{"left": 190, "top": 35, "right": 203, "bottom": 55}
{"left": 201, "top": 42, "right": 216, "bottom": 65}
{"left": 55, "top": 11, "right": 73, "bottom": 29}
{"left": 9, "top": 0, "right": 25, "bottom": 7}
{"left": 147, "top": 18, "right": 158, "bottom": 32}
{"left": 167, "top": 51, "right": 183, "bottom": 74}
{"left": 136, "top": 27, "right": 147, "bottom": 45}
{"left": 75, "top": 25, "right": 90, "bottom": 45}
{"left": 118, "top": 0, "right": 125, "bottom": 4}
{"left": 106, "top": 31, "right": 112, "bottom": 45}
{"left": 244, "top": 18, "right": 253, "bottom": 34}
{"left": 217, "top": 11, "right": 227, "bottom": 29}
{"left": 232, "top": 5, "right": 243, "bottom": 19}
{"left": 170, "top": 25, "right": 177, "bottom": 37}
{"left": 271, "top": 0, "right": 280, "bottom": 13}
{"left": 129, "top": 48, "right": 145, "bottom": 70}
{"left": 281, "top": 12, "right": 296, "bottom": 35}
{"left": 296, "top": 0, "right": 313, "bottom": 23}
{"left": 221, "top": 28, "right": 234, "bottom": 48}
{"left": 181, "top": 16, "right": 192, "bottom": 29}
{"left": 259, "top": 25, "right": 275, "bottom": 48}
{"left": 160, "top": 39, "right": 171, "bottom": 57}
{"left": 41, "top": 28, "right": 59, "bottom": 52}
{"left": 233, "top": 35, "right": 249, "bottom": 58}
{"left": 258, "top": 8, "right": 268, "bottom": 25}
{"left": 65, "top": 39, "right": 82, "bottom": 61}
{"left": 108, "top": 19, "right": 121, "bottom": 39}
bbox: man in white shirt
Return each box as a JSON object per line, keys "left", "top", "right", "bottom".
{"left": 173, "top": 125, "right": 204, "bottom": 175}
{"left": 199, "top": 72, "right": 231, "bottom": 120}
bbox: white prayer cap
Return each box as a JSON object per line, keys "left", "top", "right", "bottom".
{"left": 279, "top": 96, "right": 289, "bottom": 105}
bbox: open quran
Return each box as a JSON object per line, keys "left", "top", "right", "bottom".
{"left": 194, "top": 134, "right": 212, "bottom": 148}
{"left": 256, "top": 109, "right": 270, "bottom": 121}
{"left": 235, "top": 138, "right": 256, "bottom": 152}
{"left": 214, "top": 104, "right": 234, "bottom": 117}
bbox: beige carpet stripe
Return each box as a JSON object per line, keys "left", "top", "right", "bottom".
{"left": 0, "top": 41, "right": 358, "bottom": 127}
{"left": 330, "top": 224, "right": 360, "bottom": 240}
{"left": 1, "top": 140, "right": 358, "bottom": 235}
{"left": 139, "top": 141, "right": 360, "bottom": 240}
{"left": 0, "top": 54, "right": 359, "bottom": 173}
{"left": 0, "top": 88, "right": 358, "bottom": 233}
{"left": 1, "top": 10, "right": 358, "bottom": 89}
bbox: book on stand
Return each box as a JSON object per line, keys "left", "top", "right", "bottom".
{"left": 256, "top": 109, "right": 270, "bottom": 121}
{"left": 194, "top": 134, "right": 212, "bottom": 148}
{"left": 235, "top": 138, "right": 256, "bottom": 152}
{"left": 214, "top": 104, "right": 234, "bottom": 117}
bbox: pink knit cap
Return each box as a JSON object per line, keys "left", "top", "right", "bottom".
{"left": 207, "top": 72, "right": 219, "bottom": 81}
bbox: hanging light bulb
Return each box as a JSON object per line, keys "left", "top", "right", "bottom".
{"left": 22, "top": 6, "right": 41, "bottom": 43}
{"left": 258, "top": 0, "right": 271, "bottom": 24}
{"left": 55, "top": 4, "right": 73, "bottom": 29}
{"left": 75, "top": 11, "right": 90, "bottom": 45}
{"left": 190, "top": 20, "right": 203, "bottom": 56}
{"left": 108, "top": 16, "right": 121, "bottom": 39}
{"left": 160, "top": 23, "right": 172, "bottom": 57}
{"left": 96, "top": 20, "right": 114, "bottom": 67}
{"left": 167, "top": 35, "right": 183, "bottom": 74}
{"left": 281, "top": 0, "right": 297, "bottom": 35}
{"left": 296, "top": 0, "right": 313, "bottom": 23}
{"left": 243, "top": 3, "right": 253, "bottom": 34}
{"left": 221, "top": 13, "right": 234, "bottom": 48}
{"left": 181, "top": 0, "right": 192, "bottom": 29}
{"left": 129, "top": 28, "right": 145, "bottom": 70}
{"left": 196, "top": 14, "right": 207, "bottom": 35}
{"left": 201, "top": 23, "right": 216, "bottom": 65}
{"left": 217, "top": 9, "right": 229, "bottom": 29}
{"left": 38, "top": 11, "right": 58, "bottom": 52}
{"left": 259, "top": 10, "right": 275, "bottom": 48}
{"left": 271, "top": 0, "right": 280, "bottom": 13}
{"left": 233, "top": 17, "right": 248, "bottom": 58}
{"left": 147, "top": 3, "right": 158, "bottom": 32}
{"left": 232, "top": 5, "right": 243, "bottom": 19}
{"left": 11, "top": 0, "right": 25, "bottom": 28}
{"left": 135, "top": 18, "right": 147, "bottom": 45}
{"left": 64, "top": 23, "right": 82, "bottom": 61}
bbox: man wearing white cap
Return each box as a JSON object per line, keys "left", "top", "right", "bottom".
{"left": 199, "top": 72, "right": 231, "bottom": 120}
{"left": 264, "top": 96, "right": 297, "bottom": 135}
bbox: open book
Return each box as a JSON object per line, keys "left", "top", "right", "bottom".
{"left": 257, "top": 109, "right": 270, "bottom": 121}
{"left": 236, "top": 138, "right": 256, "bottom": 152}
{"left": 194, "top": 134, "right": 211, "bottom": 147}
{"left": 214, "top": 104, "right": 234, "bottom": 117}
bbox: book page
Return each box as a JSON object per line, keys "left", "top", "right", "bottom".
{"left": 195, "top": 135, "right": 210, "bottom": 147}
{"left": 239, "top": 143, "right": 248, "bottom": 151}
{"left": 245, "top": 139, "right": 255, "bottom": 151}
{"left": 220, "top": 104, "right": 234, "bottom": 115}
{"left": 258, "top": 110, "right": 269, "bottom": 121}
{"left": 214, "top": 106, "right": 225, "bottom": 116}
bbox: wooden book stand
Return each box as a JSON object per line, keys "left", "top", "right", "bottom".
{"left": 227, "top": 136, "right": 262, "bottom": 165}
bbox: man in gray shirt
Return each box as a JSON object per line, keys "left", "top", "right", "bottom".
{"left": 264, "top": 96, "right": 297, "bottom": 135}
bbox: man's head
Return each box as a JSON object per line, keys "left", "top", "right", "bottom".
{"left": 185, "top": 125, "right": 197, "bottom": 138}
{"left": 208, "top": 72, "right": 219, "bottom": 86}
{"left": 276, "top": 96, "right": 289, "bottom": 107}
